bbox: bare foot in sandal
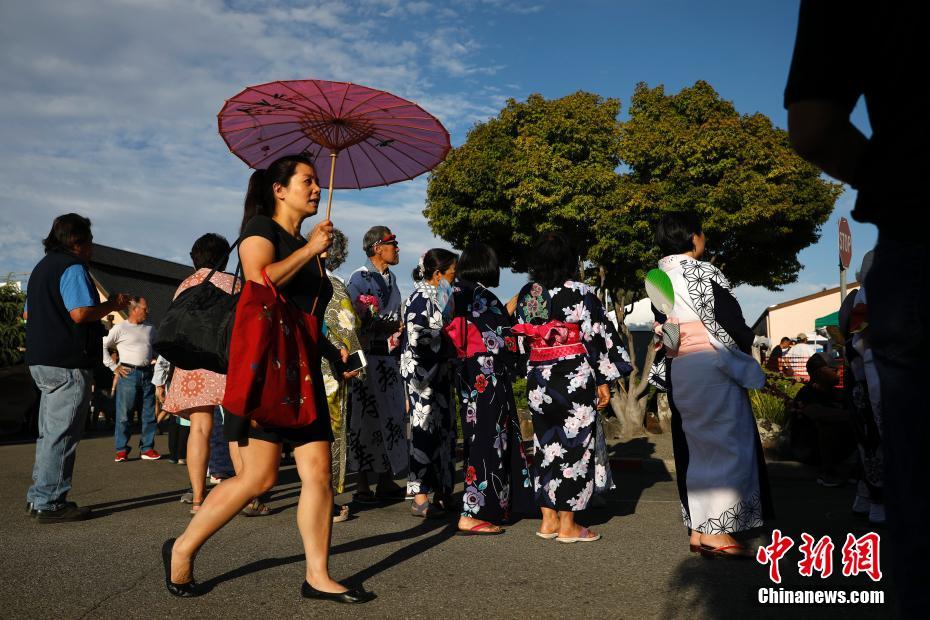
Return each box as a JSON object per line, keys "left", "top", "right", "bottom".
{"left": 458, "top": 516, "right": 503, "bottom": 534}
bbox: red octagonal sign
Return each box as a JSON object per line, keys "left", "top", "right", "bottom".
{"left": 839, "top": 217, "right": 852, "bottom": 270}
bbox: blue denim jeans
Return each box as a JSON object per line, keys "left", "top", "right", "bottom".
{"left": 27, "top": 365, "right": 92, "bottom": 511}
{"left": 866, "top": 235, "right": 930, "bottom": 617}
{"left": 208, "top": 406, "right": 235, "bottom": 478}
{"left": 113, "top": 366, "right": 157, "bottom": 452}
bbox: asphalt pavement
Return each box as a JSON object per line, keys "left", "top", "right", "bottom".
{"left": 0, "top": 429, "right": 896, "bottom": 619}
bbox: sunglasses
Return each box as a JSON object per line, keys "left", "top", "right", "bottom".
{"left": 373, "top": 234, "right": 398, "bottom": 248}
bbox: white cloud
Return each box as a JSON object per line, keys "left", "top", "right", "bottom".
{"left": 0, "top": 0, "right": 520, "bottom": 282}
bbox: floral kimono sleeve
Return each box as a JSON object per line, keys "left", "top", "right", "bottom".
{"left": 325, "top": 278, "right": 363, "bottom": 353}
{"left": 581, "top": 291, "right": 633, "bottom": 385}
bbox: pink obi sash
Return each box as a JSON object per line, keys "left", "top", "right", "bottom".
{"left": 512, "top": 321, "right": 586, "bottom": 362}
{"left": 658, "top": 319, "right": 714, "bottom": 358}
{"left": 444, "top": 317, "right": 487, "bottom": 359}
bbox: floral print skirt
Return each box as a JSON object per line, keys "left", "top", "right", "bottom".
{"left": 527, "top": 355, "right": 597, "bottom": 511}
{"left": 406, "top": 365, "right": 455, "bottom": 498}
{"left": 458, "top": 362, "right": 534, "bottom": 522}
{"left": 163, "top": 367, "right": 226, "bottom": 418}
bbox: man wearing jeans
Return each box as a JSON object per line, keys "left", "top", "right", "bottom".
{"left": 25, "top": 213, "right": 130, "bottom": 523}
{"left": 103, "top": 297, "right": 161, "bottom": 462}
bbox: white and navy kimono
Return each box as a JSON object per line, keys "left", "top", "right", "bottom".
{"left": 651, "top": 255, "right": 773, "bottom": 534}
{"left": 513, "top": 280, "right": 632, "bottom": 512}
{"left": 346, "top": 261, "right": 408, "bottom": 476}
{"left": 400, "top": 281, "right": 456, "bottom": 498}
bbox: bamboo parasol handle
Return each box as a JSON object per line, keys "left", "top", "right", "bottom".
{"left": 325, "top": 151, "right": 338, "bottom": 221}
{"left": 320, "top": 150, "right": 338, "bottom": 260}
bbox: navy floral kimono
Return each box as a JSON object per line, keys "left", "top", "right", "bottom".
{"left": 400, "top": 282, "right": 456, "bottom": 499}
{"left": 514, "top": 280, "right": 632, "bottom": 512}
{"left": 449, "top": 280, "right": 534, "bottom": 523}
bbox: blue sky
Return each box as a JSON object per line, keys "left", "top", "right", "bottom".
{"left": 0, "top": 0, "right": 874, "bottom": 323}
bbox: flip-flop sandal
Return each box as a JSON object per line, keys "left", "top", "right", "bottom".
{"left": 189, "top": 501, "right": 202, "bottom": 516}
{"left": 240, "top": 499, "right": 270, "bottom": 517}
{"left": 699, "top": 544, "right": 752, "bottom": 560}
{"left": 457, "top": 521, "right": 504, "bottom": 536}
{"left": 353, "top": 490, "right": 379, "bottom": 505}
{"left": 556, "top": 527, "right": 601, "bottom": 543}
{"left": 536, "top": 531, "right": 559, "bottom": 540}
{"left": 410, "top": 500, "right": 445, "bottom": 519}
{"left": 332, "top": 504, "right": 350, "bottom": 524}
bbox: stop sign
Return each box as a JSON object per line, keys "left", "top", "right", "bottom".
{"left": 839, "top": 217, "right": 852, "bottom": 270}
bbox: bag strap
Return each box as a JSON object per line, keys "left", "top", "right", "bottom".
{"left": 202, "top": 237, "right": 242, "bottom": 294}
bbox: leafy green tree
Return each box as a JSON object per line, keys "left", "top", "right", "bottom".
{"left": 0, "top": 282, "right": 26, "bottom": 368}
{"left": 425, "top": 91, "right": 622, "bottom": 271}
{"left": 425, "top": 81, "right": 841, "bottom": 435}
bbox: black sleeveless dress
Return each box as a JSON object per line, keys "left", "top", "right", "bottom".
{"left": 224, "top": 215, "right": 338, "bottom": 445}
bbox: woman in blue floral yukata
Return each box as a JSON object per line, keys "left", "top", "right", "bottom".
{"left": 514, "top": 232, "right": 632, "bottom": 543}
{"left": 448, "top": 243, "right": 534, "bottom": 535}
{"left": 400, "top": 248, "right": 458, "bottom": 518}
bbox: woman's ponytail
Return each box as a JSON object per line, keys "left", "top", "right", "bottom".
{"left": 241, "top": 168, "right": 272, "bottom": 233}
{"left": 239, "top": 154, "right": 315, "bottom": 233}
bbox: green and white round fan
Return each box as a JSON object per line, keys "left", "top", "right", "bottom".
{"left": 645, "top": 268, "right": 675, "bottom": 315}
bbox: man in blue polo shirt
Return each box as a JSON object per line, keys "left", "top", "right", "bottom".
{"left": 25, "top": 213, "right": 130, "bottom": 523}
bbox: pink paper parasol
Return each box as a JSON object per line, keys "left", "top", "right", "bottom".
{"left": 218, "top": 79, "right": 451, "bottom": 218}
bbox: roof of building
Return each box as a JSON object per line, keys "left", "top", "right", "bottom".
{"left": 88, "top": 244, "right": 193, "bottom": 327}
{"left": 751, "top": 281, "right": 860, "bottom": 333}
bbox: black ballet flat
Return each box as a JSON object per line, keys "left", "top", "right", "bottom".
{"left": 301, "top": 580, "right": 376, "bottom": 604}
{"left": 161, "top": 538, "right": 202, "bottom": 597}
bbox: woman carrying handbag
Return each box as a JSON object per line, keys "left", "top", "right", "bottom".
{"left": 162, "top": 154, "right": 374, "bottom": 604}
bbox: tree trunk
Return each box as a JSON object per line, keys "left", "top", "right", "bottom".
{"left": 605, "top": 286, "right": 657, "bottom": 439}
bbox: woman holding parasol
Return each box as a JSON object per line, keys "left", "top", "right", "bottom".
{"left": 162, "top": 154, "right": 373, "bottom": 604}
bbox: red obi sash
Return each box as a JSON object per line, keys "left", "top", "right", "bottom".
{"left": 512, "top": 321, "right": 586, "bottom": 362}
{"left": 444, "top": 317, "right": 487, "bottom": 359}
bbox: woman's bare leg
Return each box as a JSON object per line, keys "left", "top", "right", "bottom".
{"left": 186, "top": 408, "right": 213, "bottom": 503}
{"left": 539, "top": 506, "right": 559, "bottom": 535}
{"left": 293, "top": 440, "right": 344, "bottom": 593}
{"left": 229, "top": 440, "right": 243, "bottom": 474}
{"left": 171, "top": 438, "right": 280, "bottom": 583}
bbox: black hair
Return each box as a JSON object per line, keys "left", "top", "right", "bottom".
{"left": 780, "top": 336, "right": 792, "bottom": 345}
{"left": 190, "top": 233, "right": 231, "bottom": 270}
{"left": 655, "top": 211, "right": 703, "bottom": 256}
{"left": 527, "top": 231, "right": 578, "bottom": 289}
{"left": 241, "top": 154, "right": 315, "bottom": 233}
{"left": 43, "top": 213, "right": 92, "bottom": 254}
{"left": 413, "top": 248, "right": 457, "bottom": 282}
{"left": 327, "top": 228, "right": 349, "bottom": 271}
{"left": 363, "top": 226, "right": 393, "bottom": 257}
{"left": 457, "top": 242, "right": 500, "bottom": 288}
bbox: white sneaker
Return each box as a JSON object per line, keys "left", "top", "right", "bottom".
{"left": 868, "top": 504, "right": 886, "bottom": 525}
{"left": 851, "top": 494, "right": 871, "bottom": 515}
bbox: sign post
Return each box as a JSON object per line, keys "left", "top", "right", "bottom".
{"left": 838, "top": 217, "right": 853, "bottom": 301}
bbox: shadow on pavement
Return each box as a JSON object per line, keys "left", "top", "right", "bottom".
{"left": 581, "top": 438, "right": 673, "bottom": 527}
{"left": 197, "top": 520, "right": 454, "bottom": 592}
{"left": 88, "top": 488, "right": 191, "bottom": 515}
{"left": 341, "top": 523, "right": 458, "bottom": 587}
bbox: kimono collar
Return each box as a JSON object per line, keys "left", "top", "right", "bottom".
{"left": 365, "top": 259, "right": 393, "bottom": 280}
{"left": 659, "top": 254, "right": 693, "bottom": 272}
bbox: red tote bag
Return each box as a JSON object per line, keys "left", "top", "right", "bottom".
{"left": 223, "top": 269, "right": 320, "bottom": 429}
